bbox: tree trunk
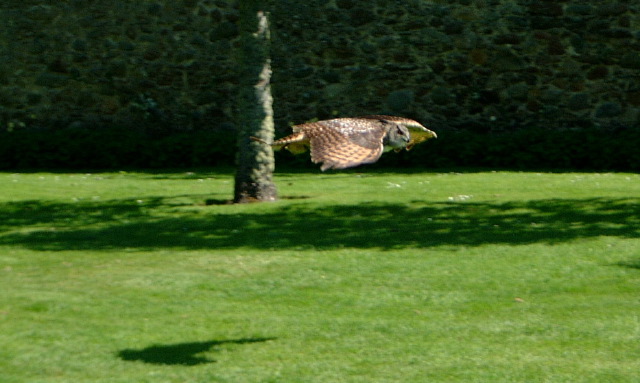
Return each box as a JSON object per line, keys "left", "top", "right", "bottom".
{"left": 233, "top": 1, "right": 277, "bottom": 203}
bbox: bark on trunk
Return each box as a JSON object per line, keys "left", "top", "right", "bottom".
{"left": 233, "top": 2, "right": 277, "bottom": 203}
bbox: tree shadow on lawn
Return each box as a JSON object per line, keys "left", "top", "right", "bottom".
{"left": 118, "top": 337, "right": 274, "bottom": 365}
{"left": 0, "top": 196, "right": 638, "bottom": 251}
{"left": 616, "top": 258, "right": 640, "bottom": 269}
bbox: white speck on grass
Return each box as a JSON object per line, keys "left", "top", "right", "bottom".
{"left": 448, "top": 195, "right": 473, "bottom": 201}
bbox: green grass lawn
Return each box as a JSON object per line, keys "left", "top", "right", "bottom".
{"left": 1, "top": 169, "right": 639, "bottom": 382}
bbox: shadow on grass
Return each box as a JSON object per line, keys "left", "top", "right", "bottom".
{"left": 0, "top": 196, "right": 638, "bottom": 251}
{"left": 118, "top": 337, "right": 274, "bottom": 365}
{"left": 616, "top": 258, "right": 640, "bottom": 270}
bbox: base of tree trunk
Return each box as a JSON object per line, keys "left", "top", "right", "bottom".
{"left": 233, "top": 180, "right": 277, "bottom": 203}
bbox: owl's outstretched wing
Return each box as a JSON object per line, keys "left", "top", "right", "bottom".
{"left": 298, "top": 119, "right": 387, "bottom": 171}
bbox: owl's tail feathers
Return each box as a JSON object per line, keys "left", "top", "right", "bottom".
{"left": 250, "top": 136, "right": 286, "bottom": 151}
{"left": 251, "top": 132, "right": 309, "bottom": 154}
{"left": 250, "top": 136, "right": 269, "bottom": 145}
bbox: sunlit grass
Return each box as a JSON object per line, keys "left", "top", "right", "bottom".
{"left": 1, "top": 169, "right": 639, "bottom": 382}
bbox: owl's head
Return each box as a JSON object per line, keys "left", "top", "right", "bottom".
{"left": 378, "top": 117, "right": 437, "bottom": 152}
{"left": 383, "top": 124, "right": 411, "bottom": 150}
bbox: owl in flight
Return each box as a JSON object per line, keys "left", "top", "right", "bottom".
{"left": 252, "top": 115, "right": 437, "bottom": 171}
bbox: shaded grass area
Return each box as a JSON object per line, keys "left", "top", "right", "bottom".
{"left": 0, "top": 196, "right": 639, "bottom": 251}
{"left": 1, "top": 170, "right": 640, "bottom": 382}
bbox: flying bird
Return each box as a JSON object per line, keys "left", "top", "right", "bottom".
{"left": 251, "top": 115, "right": 437, "bottom": 171}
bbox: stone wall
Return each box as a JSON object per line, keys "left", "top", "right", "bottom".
{"left": 1, "top": 0, "right": 639, "bottom": 136}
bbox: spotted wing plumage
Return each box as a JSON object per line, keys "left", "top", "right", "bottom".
{"left": 298, "top": 119, "right": 387, "bottom": 171}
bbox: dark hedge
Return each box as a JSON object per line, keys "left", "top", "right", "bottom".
{"left": 0, "top": 127, "right": 237, "bottom": 170}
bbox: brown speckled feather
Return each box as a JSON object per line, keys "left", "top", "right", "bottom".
{"left": 296, "top": 120, "right": 386, "bottom": 170}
